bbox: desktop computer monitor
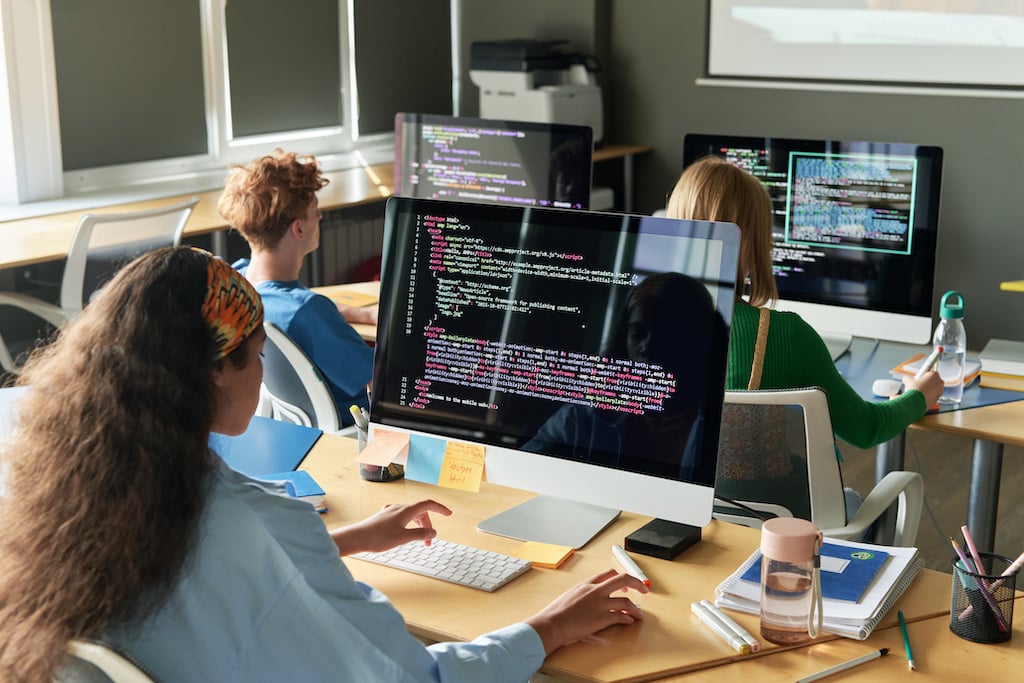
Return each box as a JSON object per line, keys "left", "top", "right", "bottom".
{"left": 370, "top": 196, "right": 741, "bottom": 548}
{"left": 683, "top": 133, "right": 943, "bottom": 359}
{"left": 394, "top": 113, "right": 593, "bottom": 210}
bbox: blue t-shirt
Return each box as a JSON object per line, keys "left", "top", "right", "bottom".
{"left": 234, "top": 259, "right": 373, "bottom": 426}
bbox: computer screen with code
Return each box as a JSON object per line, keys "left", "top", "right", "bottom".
{"left": 395, "top": 113, "right": 593, "bottom": 210}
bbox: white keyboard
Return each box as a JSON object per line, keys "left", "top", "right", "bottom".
{"left": 351, "top": 539, "right": 532, "bottom": 592}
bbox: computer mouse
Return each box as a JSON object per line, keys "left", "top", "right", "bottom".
{"left": 872, "top": 378, "right": 904, "bottom": 397}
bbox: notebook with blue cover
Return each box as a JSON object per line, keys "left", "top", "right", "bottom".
{"left": 209, "top": 416, "right": 323, "bottom": 476}
{"left": 739, "top": 541, "right": 890, "bottom": 603}
{"left": 256, "top": 470, "right": 327, "bottom": 512}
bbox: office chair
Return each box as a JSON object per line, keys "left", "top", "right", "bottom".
{"left": 257, "top": 321, "right": 344, "bottom": 432}
{"left": 713, "top": 387, "right": 923, "bottom": 546}
{"left": 0, "top": 196, "right": 200, "bottom": 373}
{"left": 59, "top": 639, "right": 157, "bottom": 683}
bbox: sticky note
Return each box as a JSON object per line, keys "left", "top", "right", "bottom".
{"left": 405, "top": 433, "right": 447, "bottom": 484}
{"left": 512, "top": 541, "right": 574, "bottom": 569}
{"left": 356, "top": 428, "right": 409, "bottom": 466}
{"left": 438, "top": 441, "right": 485, "bottom": 492}
{"left": 332, "top": 290, "right": 378, "bottom": 307}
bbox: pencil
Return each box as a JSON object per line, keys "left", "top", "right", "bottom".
{"left": 897, "top": 610, "right": 916, "bottom": 671}
{"left": 795, "top": 648, "right": 888, "bottom": 683}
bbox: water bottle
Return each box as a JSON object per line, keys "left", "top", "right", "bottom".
{"left": 933, "top": 291, "right": 967, "bottom": 404}
{"left": 759, "top": 518, "right": 823, "bottom": 645}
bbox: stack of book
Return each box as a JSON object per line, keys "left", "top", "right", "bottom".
{"left": 714, "top": 537, "right": 923, "bottom": 640}
{"left": 979, "top": 338, "right": 1024, "bottom": 391}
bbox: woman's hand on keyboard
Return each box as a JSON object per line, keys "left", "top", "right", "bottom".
{"left": 329, "top": 499, "right": 453, "bottom": 556}
{"left": 524, "top": 569, "right": 648, "bottom": 654}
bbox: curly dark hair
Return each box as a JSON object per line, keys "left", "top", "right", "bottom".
{"left": 0, "top": 246, "right": 259, "bottom": 681}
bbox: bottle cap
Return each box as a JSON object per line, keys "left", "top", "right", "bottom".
{"left": 760, "top": 518, "right": 822, "bottom": 563}
{"left": 939, "top": 291, "right": 964, "bottom": 319}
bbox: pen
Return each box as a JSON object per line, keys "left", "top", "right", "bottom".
{"left": 690, "top": 602, "right": 751, "bottom": 655}
{"left": 897, "top": 610, "right": 915, "bottom": 671}
{"left": 611, "top": 544, "right": 651, "bottom": 588}
{"left": 350, "top": 405, "right": 368, "bottom": 452}
{"left": 795, "top": 647, "right": 888, "bottom": 683}
{"left": 699, "top": 599, "right": 760, "bottom": 653}
{"left": 914, "top": 346, "right": 943, "bottom": 379}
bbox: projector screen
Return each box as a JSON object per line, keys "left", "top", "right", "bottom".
{"left": 708, "top": 1, "right": 1024, "bottom": 88}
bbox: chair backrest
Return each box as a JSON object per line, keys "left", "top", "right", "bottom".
{"left": 60, "top": 639, "right": 157, "bottom": 683}
{"left": 714, "top": 387, "right": 848, "bottom": 531}
{"left": 261, "top": 321, "right": 342, "bottom": 432}
{"left": 61, "top": 196, "right": 200, "bottom": 313}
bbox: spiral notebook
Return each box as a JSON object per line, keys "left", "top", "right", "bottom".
{"left": 714, "top": 536, "right": 923, "bottom": 640}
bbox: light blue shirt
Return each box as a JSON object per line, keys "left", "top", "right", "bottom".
{"left": 105, "top": 460, "right": 546, "bottom": 682}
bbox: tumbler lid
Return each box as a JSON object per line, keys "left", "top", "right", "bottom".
{"left": 760, "top": 518, "right": 821, "bottom": 563}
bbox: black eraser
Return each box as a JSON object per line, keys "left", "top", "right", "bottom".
{"left": 624, "top": 519, "right": 702, "bottom": 560}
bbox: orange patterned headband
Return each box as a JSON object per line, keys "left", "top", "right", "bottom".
{"left": 196, "top": 249, "right": 263, "bottom": 360}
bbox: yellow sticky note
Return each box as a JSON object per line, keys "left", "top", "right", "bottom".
{"left": 512, "top": 541, "right": 574, "bottom": 569}
{"left": 438, "top": 441, "right": 485, "bottom": 492}
{"left": 357, "top": 428, "right": 409, "bottom": 466}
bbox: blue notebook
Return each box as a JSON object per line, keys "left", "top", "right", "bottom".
{"left": 210, "top": 416, "right": 323, "bottom": 477}
{"left": 740, "top": 541, "right": 890, "bottom": 603}
{"left": 256, "top": 470, "right": 327, "bottom": 513}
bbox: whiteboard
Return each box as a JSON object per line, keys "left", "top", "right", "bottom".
{"left": 708, "top": 0, "right": 1024, "bottom": 88}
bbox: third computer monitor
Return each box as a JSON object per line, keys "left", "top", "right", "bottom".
{"left": 683, "top": 133, "right": 943, "bottom": 357}
{"left": 370, "top": 196, "right": 740, "bottom": 547}
{"left": 395, "top": 113, "right": 593, "bottom": 210}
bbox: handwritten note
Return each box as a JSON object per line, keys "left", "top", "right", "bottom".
{"left": 438, "top": 441, "right": 485, "bottom": 492}
{"left": 356, "top": 428, "right": 409, "bottom": 466}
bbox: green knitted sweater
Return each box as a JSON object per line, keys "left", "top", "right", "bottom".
{"left": 726, "top": 301, "right": 927, "bottom": 449}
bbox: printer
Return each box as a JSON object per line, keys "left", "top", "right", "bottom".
{"left": 469, "top": 39, "right": 603, "bottom": 143}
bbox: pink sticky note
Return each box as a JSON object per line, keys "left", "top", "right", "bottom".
{"left": 356, "top": 428, "right": 409, "bottom": 466}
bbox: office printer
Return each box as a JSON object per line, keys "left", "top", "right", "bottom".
{"left": 469, "top": 39, "right": 603, "bottom": 143}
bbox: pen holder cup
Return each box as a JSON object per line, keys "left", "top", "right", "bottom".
{"left": 950, "top": 552, "right": 1017, "bottom": 643}
{"left": 354, "top": 427, "right": 405, "bottom": 482}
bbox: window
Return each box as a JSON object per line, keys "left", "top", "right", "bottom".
{"left": 1, "top": 0, "right": 451, "bottom": 201}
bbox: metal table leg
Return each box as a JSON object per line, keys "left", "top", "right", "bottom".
{"left": 967, "top": 439, "right": 1003, "bottom": 553}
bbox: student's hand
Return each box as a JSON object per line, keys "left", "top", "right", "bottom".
{"left": 329, "top": 499, "right": 452, "bottom": 556}
{"left": 338, "top": 303, "right": 378, "bottom": 326}
{"left": 903, "top": 371, "right": 944, "bottom": 408}
{"left": 524, "top": 569, "right": 648, "bottom": 654}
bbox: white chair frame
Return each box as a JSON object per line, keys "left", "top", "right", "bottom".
{"left": 259, "top": 321, "right": 343, "bottom": 433}
{"left": 0, "top": 196, "right": 200, "bottom": 372}
{"left": 714, "top": 387, "right": 923, "bottom": 546}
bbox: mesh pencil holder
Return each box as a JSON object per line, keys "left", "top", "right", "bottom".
{"left": 950, "top": 552, "right": 1017, "bottom": 643}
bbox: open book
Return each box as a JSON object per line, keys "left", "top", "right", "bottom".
{"left": 715, "top": 536, "right": 923, "bottom": 640}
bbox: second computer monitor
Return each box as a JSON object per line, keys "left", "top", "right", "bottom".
{"left": 395, "top": 113, "right": 593, "bottom": 210}
{"left": 683, "top": 133, "right": 943, "bottom": 357}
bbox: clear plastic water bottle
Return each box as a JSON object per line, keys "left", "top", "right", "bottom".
{"left": 759, "top": 518, "right": 823, "bottom": 645}
{"left": 933, "top": 291, "right": 967, "bottom": 404}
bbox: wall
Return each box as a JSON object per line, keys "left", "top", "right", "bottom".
{"left": 457, "top": 0, "right": 1024, "bottom": 346}
{"left": 603, "top": 1, "right": 1024, "bottom": 346}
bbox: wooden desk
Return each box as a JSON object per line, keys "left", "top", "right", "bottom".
{"left": 0, "top": 163, "right": 394, "bottom": 270}
{"left": 677, "top": 607, "right": 1024, "bottom": 682}
{"left": 836, "top": 338, "right": 1024, "bottom": 553}
{"left": 302, "top": 434, "right": 955, "bottom": 683}
{"left": 312, "top": 281, "right": 380, "bottom": 343}
{"left": 593, "top": 144, "right": 653, "bottom": 212}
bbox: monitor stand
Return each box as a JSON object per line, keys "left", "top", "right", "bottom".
{"left": 476, "top": 495, "right": 621, "bottom": 550}
{"left": 821, "top": 332, "right": 853, "bottom": 362}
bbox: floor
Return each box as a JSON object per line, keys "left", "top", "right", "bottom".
{"left": 838, "top": 430, "right": 1024, "bottom": 574}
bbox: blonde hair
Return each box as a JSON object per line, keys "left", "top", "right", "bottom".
{"left": 665, "top": 156, "right": 778, "bottom": 307}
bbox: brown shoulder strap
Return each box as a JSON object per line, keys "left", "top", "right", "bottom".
{"left": 747, "top": 307, "right": 771, "bottom": 390}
